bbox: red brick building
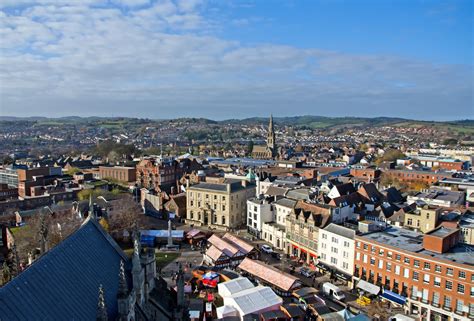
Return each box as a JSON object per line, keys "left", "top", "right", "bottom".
{"left": 99, "top": 166, "right": 136, "bottom": 184}
{"left": 354, "top": 226, "right": 473, "bottom": 321}
{"left": 383, "top": 170, "right": 452, "bottom": 185}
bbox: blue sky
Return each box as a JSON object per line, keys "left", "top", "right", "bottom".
{"left": 0, "top": 0, "right": 472, "bottom": 120}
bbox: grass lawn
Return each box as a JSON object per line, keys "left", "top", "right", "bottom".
{"left": 122, "top": 248, "right": 180, "bottom": 268}
{"left": 156, "top": 252, "right": 181, "bottom": 268}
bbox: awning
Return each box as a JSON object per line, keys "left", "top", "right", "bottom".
{"left": 334, "top": 270, "right": 352, "bottom": 282}
{"left": 381, "top": 290, "right": 407, "bottom": 305}
{"left": 316, "top": 262, "right": 330, "bottom": 272}
{"left": 357, "top": 280, "right": 380, "bottom": 296}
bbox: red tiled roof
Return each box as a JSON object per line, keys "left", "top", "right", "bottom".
{"left": 238, "top": 258, "right": 299, "bottom": 292}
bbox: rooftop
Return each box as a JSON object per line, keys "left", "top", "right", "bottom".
{"left": 324, "top": 223, "right": 356, "bottom": 240}
{"left": 359, "top": 227, "right": 474, "bottom": 266}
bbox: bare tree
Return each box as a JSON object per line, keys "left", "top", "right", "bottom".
{"left": 108, "top": 194, "right": 142, "bottom": 240}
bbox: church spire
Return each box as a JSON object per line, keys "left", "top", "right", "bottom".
{"left": 96, "top": 284, "right": 108, "bottom": 321}
{"left": 267, "top": 114, "right": 276, "bottom": 154}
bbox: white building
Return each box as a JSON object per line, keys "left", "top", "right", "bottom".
{"left": 246, "top": 197, "right": 273, "bottom": 238}
{"left": 261, "top": 198, "right": 296, "bottom": 250}
{"left": 317, "top": 223, "right": 356, "bottom": 286}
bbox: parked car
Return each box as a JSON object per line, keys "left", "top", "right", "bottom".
{"left": 270, "top": 252, "right": 281, "bottom": 260}
{"left": 299, "top": 267, "right": 315, "bottom": 278}
{"left": 322, "top": 282, "right": 345, "bottom": 301}
{"left": 260, "top": 244, "right": 273, "bottom": 253}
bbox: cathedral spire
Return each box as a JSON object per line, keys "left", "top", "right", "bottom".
{"left": 96, "top": 284, "right": 108, "bottom": 321}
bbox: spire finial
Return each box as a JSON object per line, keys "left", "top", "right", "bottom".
{"left": 96, "top": 284, "right": 108, "bottom": 321}
{"left": 118, "top": 260, "right": 128, "bottom": 297}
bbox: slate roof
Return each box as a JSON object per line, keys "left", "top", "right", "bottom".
{"left": 324, "top": 223, "right": 355, "bottom": 240}
{"left": 0, "top": 218, "right": 128, "bottom": 321}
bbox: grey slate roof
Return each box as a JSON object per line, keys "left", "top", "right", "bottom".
{"left": 273, "top": 198, "right": 297, "bottom": 208}
{"left": 0, "top": 218, "right": 128, "bottom": 321}
{"left": 324, "top": 223, "right": 356, "bottom": 240}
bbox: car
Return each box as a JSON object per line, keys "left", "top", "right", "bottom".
{"left": 299, "top": 267, "right": 315, "bottom": 278}
{"left": 270, "top": 252, "right": 281, "bottom": 260}
{"left": 260, "top": 244, "right": 273, "bottom": 253}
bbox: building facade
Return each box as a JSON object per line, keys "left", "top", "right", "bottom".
{"left": 99, "top": 166, "right": 136, "bottom": 183}
{"left": 246, "top": 197, "right": 273, "bottom": 238}
{"left": 185, "top": 179, "right": 256, "bottom": 230}
{"left": 354, "top": 227, "right": 474, "bottom": 321}
{"left": 317, "top": 223, "right": 355, "bottom": 286}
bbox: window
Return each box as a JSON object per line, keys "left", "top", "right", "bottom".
{"left": 222, "top": 216, "right": 226, "bottom": 225}
{"left": 222, "top": 205, "right": 226, "bottom": 211}
{"left": 446, "top": 267, "right": 453, "bottom": 276}
{"left": 395, "top": 265, "right": 400, "bottom": 275}
{"left": 371, "top": 246, "right": 376, "bottom": 254}
{"left": 457, "top": 283, "right": 464, "bottom": 294}
{"left": 363, "top": 254, "right": 367, "bottom": 263}
{"left": 435, "top": 265, "right": 441, "bottom": 273}
{"left": 404, "top": 257, "right": 410, "bottom": 264}
{"left": 387, "top": 251, "right": 393, "bottom": 259}
{"left": 343, "top": 262, "right": 349, "bottom": 270}
{"left": 331, "top": 257, "right": 337, "bottom": 265}
{"left": 343, "top": 251, "right": 348, "bottom": 258}
{"left": 456, "top": 300, "right": 463, "bottom": 313}
{"left": 395, "top": 254, "right": 401, "bottom": 261}
{"left": 404, "top": 268, "right": 409, "bottom": 278}
{"left": 321, "top": 253, "right": 326, "bottom": 260}
{"left": 414, "top": 260, "right": 420, "bottom": 268}
{"left": 379, "top": 249, "right": 384, "bottom": 256}
{"left": 214, "top": 195, "right": 217, "bottom": 200}
{"left": 423, "top": 274, "right": 430, "bottom": 284}
{"left": 458, "top": 271, "right": 466, "bottom": 279}
{"left": 356, "top": 241, "right": 360, "bottom": 248}
{"left": 413, "top": 271, "right": 419, "bottom": 281}
{"left": 378, "top": 260, "right": 383, "bottom": 269}
{"left": 445, "top": 280, "right": 452, "bottom": 290}
{"left": 434, "top": 277, "right": 441, "bottom": 287}
{"left": 356, "top": 252, "right": 360, "bottom": 261}
{"left": 387, "top": 262, "right": 392, "bottom": 272}
{"left": 322, "top": 233, "right": 327, "bottom": 239}
{"left": 363, "top": 244, "right": 368, "bottom": 250}
{"left": 344, "top": 241, "right": 350, "bottom": 247}
{"left": 444, "top": 296, "right": 451, "bottom": 309}
{"left": 424, "top": 262, "right": 431, "bottom": 270}
{"left": 370, "top": 257, "right": 375, "bottom": 265}
{"left": 332, "top": 237, "right": 338, "bottom": 244}
{"left": 331, "top": 247, "right": 338, "bottom": 254}
{"left": 432, "top": 292, "right": 440, "bottom": 305}
{"left": 471, "top": 286, "right": 474, "bottom": 296}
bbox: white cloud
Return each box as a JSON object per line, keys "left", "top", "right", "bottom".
{"left": 0, "top": 1, "right": 472, "bottom": 120}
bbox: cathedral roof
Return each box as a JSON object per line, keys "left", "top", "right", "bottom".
{"left": 0, "top": 218, "right": 128, "bottom": 321}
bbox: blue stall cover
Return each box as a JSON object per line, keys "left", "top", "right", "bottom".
{"left": 381, "top": 290, "right": 407, "bottom": 305}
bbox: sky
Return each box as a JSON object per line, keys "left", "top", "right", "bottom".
{"left": 0, "top": 0, "right": 472, "bottom": 120}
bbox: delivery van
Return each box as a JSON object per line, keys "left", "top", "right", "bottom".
{"left": 322, "top": 282, "right": 345, "bottom": 301}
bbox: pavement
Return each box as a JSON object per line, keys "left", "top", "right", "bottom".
{"left": 160, "top": 248, "right": 204, "bottom": 286}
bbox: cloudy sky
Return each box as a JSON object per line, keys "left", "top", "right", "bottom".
{"left": 0, "top": 0, "right": 472, "bottom": 120}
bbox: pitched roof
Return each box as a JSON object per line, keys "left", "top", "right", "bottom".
{"left": 334, "top": 183, "right": 356, "bottom": 196}
{"left": 206, "top": 245, "right": 226, "bottom": 261}
{"left": 238, "top": 258, "right": 299, "bottom": 292}
{"left": 207, "top": 234, "right": 241, "bottom": 257}
{"left": 222, "top": 233, "right": 254, "bottom": 255}
{"left": 324, "top": 223, "right": 355, "bottom": 240}
{"left": 0, "top": 218, "right": 128, "bottom": 321}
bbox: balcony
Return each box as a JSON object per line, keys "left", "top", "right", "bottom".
{"left": 443, "top": 306, "right": 452, "bottom": 312}
{"left": 431, "top": 303, "right": 440, "bottom": 308}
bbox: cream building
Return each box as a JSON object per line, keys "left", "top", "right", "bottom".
{"left": 404, "top": 205, "right": 441, "bottom": 233}
{"left": 185, "top": 179, "right": 256, "bottom": 230}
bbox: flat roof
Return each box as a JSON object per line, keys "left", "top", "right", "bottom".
{"left": 359, "top": 227, "right": 474, "bottom": 266}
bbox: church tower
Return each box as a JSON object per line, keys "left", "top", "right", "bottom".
{"left": 266, "top": 115, "right": 276, "bottom": 156}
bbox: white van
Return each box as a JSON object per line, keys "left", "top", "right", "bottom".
{"left": 322, "top": 282, "right": 346, "bottom": 301}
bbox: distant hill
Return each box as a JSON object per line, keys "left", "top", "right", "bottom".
{"left": 1, "top": 115, "right": 472, "bottom": 130}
